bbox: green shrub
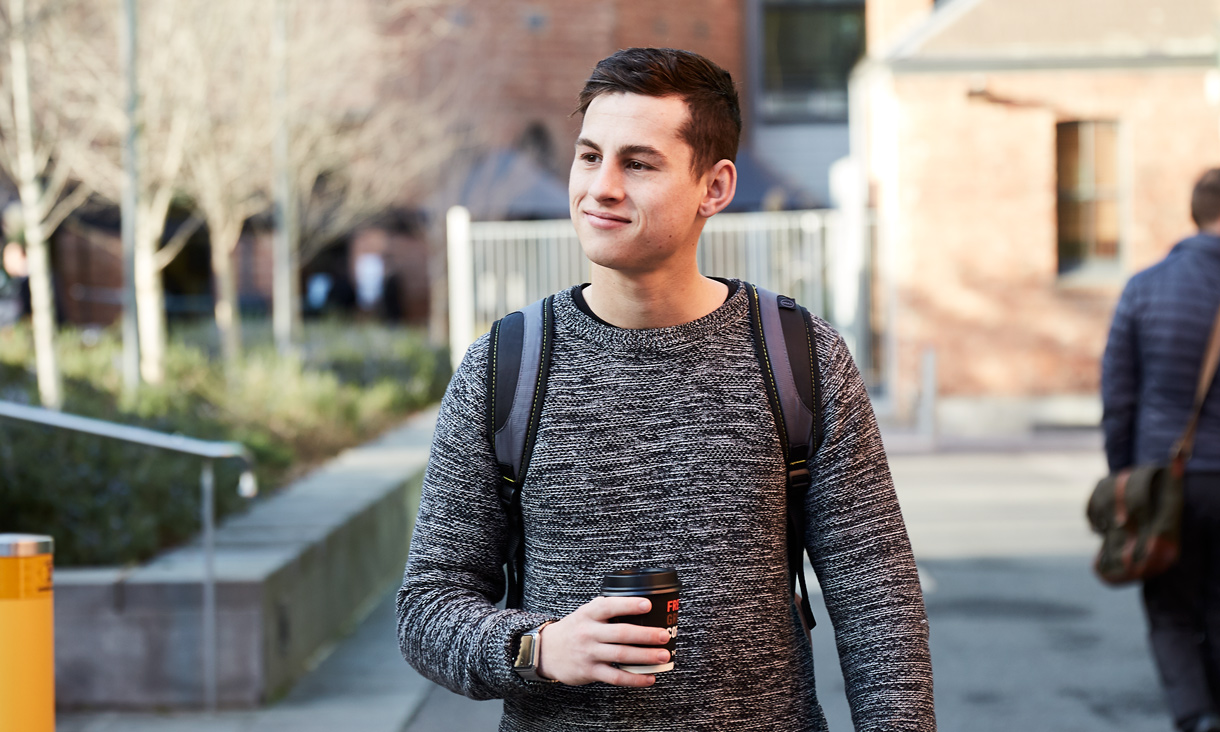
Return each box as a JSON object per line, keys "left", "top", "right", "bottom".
{"left": 0, "top": 320, "right": 450, "bottom": 566}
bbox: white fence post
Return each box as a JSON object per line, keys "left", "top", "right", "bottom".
{"left": 917, "top": 347, "right": 938, "bottom": 439}
{"left": 447, "top": 206, "right": 474, "bottom": 373}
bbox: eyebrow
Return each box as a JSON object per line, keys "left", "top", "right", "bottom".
{"left": 575, "top": 138, "right": 668, "bottom": 163}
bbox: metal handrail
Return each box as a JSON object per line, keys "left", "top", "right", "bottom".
{"left": 0, "top": 399, "right": 258, "bottom": 712}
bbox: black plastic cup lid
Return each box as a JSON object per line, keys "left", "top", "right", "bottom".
{"left": 601, "top": 567, "right": 680, "bottom": 593}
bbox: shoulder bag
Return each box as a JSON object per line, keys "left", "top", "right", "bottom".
{"left": 1087, "top": 302, "right": 1220, "bottom": 585}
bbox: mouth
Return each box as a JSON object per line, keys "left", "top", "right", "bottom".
{"left": 582, "top": 210, "right": 631, "bottom": 229}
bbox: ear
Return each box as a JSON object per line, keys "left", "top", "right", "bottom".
{"left": 698, "top": 160, "right": 737, "bottom": 218}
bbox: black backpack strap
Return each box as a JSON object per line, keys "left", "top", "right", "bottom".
{"left": 486, "top": 295, "right": 555, "bottom": 608}
{"left": 747, "top": 283, "right": 821, "bottom": 631}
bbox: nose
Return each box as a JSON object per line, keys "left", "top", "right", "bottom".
{"left": 587, "top": 162, "right": 624, "bottom": 203}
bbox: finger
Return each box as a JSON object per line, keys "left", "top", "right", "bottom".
{"left": 594, "top": 666, "right": 657, "bottom": 688}
{"left": 593, "top": 623, "right": 671, "bottom": 647}
{"left": 585, "top": 596, "right": 652, "bottom": 621}
{"left": 596, "top": 643, "right": 673, "bottom": 668}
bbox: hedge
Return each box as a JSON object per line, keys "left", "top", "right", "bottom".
{"left": 0, "top": 320, "right": 450, "bottom": 566}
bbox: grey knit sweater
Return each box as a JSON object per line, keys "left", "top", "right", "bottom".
{"left": 397, "top": 283, "right": 934, "bottom": 731}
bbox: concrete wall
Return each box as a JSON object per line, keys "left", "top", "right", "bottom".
{"left": 54, "top": 410, "right": 434, "bottom": 709}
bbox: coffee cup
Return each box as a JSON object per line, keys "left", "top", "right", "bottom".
{"left": 601, "top": 567, "right": 681, "bottom": 673}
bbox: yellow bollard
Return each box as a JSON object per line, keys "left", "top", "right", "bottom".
{"left": 0, "top": 534, "right": 54, "bottom": 732}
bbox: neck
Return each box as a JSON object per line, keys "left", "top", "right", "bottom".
{"left": 1201, "top": 222, "right": 1220, "bottom": 237}
{"left": 583, "top": 266, "right": 729, "bottom": 329}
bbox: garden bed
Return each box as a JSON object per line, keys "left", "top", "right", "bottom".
{"left": 0, "top": 319, "right": 450, "bottom": 566}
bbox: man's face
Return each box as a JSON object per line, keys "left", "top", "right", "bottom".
{"left": 569, "top": 93, "right": 711, "bottom": 276}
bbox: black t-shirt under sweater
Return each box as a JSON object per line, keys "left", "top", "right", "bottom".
{"left": 571, "top": 279, "right": 740, "bottom": 326}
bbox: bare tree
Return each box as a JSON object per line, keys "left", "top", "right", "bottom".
{"left": 121, "top": 1, "right": 206, "bottom": 386}
{"left": 184, "top": 0, "right": 470, "bottom": 363}
{"left": 273, "top": 0, "right": 474, "bottom": 350}
{"left": 180, "top": 0, "right": 274, "bottom": 366}
{"left": 0, "top": 0, "right": 481, "bottom": 392}
{"left": 28, "top": 0, "right": 268, "bottom": 381}
{"left": 71, "top": 0, "right": 473, "bottom": 373}
{"left": 289, "top": 0, "right": 463, "bottom": 259}
{"left": 0, "top": 0, "right": 99, "bottom": 408}
{"left": 293, "top": 92, "right": 466, "bottom": 267}
{"left": 66, "top": 0, "right": 205, "bottom": 385}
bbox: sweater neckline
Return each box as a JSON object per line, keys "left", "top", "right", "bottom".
{"left": 554, "top": 279, "right": 748, "bottom": 354}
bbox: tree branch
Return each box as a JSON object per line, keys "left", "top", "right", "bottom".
{"left": 154, "top": 212, "right": 203, "bottom": 271}
{"left": 40, "top": 180, "right": 89, "bottom": 232}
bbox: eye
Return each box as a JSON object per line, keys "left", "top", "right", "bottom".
{"left": 626, "top": 160, "right": 651, "bottom": 171}
{"left": 580, "top": 152, "right": 601, "bottom": 164}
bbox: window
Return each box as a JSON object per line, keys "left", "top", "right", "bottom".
{"left": 760, "top": 0, "right": 865, "bottom": 123}
{"left": 1056, "top": 121, "right": 1121, "bottom": 274}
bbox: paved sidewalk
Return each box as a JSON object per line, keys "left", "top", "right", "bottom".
{"left": 61, "top": 447, "right": 1169, "bottom": 732}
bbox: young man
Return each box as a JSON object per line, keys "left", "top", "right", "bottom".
{"left": 398, "top": 48, "right": 934, "bottom": 731}
{"left": 1102, "top": 169, "right": 1220, "bottom": 732}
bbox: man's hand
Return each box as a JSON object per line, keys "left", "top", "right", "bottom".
{"left": 535, "top": 596, "right": 671, "bottom": 687}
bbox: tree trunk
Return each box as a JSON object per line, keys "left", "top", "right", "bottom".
{"left": 271, "top": 202, "right": 299, "bottom": 355}
{"left": 22, "top": 215, "right": 61, "bottom": 409}
{"left": 271, "top": 0, "right": 299, "bottom": 355}
{"left": 134, "top": 213, "right": 166, "bottom": 384}
{"left": 10, "top": 0, "right": 61, "bottom": 409}
{"left": 209, "top": 219, "right": 242, "bottom": 365}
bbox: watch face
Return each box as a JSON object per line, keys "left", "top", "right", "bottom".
{"left": 514, "top": 632, "right": 537, "bottom": 669}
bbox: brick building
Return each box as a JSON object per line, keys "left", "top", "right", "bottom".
{"left": 52, "top": 0, "right": 1213, "bottom": 440}
{"left": 49, "top": 0, "right": 864, "bottom": 329}
{"left": 852, "top": 0, "right": 1220, "bottom": 433}
{"left": 441, "top": 0, "right": 863, "bottom": 206}
{"left": 439, "top": 0, "right": 745, "bottom": 179}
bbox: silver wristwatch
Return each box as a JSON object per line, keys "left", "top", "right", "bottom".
{"left": 512, "top": 621, "right": 558, "bottom": 682}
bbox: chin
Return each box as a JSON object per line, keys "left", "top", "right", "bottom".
{"left": 580, "top": 248, "right": 630, "bottom": 272}
{"left": 576, "top": 230, "right": 623, "bottom": 262}
{"left": 583, "top": 250, "right": 661, "bottom": 276}
{"left": 581, "top": 233, "right": 675, "bottom": 273}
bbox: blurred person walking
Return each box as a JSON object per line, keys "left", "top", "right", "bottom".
{"left": 1102, "top": 168, "right": 1220, "bottom": 732}
{"left": 0, "top": 241, "right": 31, "bottom": 326}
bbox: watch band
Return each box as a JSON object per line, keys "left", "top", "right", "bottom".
{"left": 513, "top": 620, "right": 558, "bottom": 682}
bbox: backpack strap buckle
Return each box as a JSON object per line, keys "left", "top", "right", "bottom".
{"left": 787, "top": 447, "right": 812, "bottom": 491}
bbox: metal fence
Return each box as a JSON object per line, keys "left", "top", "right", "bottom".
{"left": 447, "top": 206, "right": 840, "bottom": 367}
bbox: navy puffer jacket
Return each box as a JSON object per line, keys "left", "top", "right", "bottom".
{"left": 1102, "top": 233, "right": 1220, "bottom": 473}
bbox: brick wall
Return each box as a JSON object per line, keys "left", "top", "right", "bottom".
{"left": 444, "top": 0, "right": 746, "bottom": 175}
{"left": 53, "top": 225, "right": 261, "bottom": 328}
{"left": 55, "top": 225, "right": 122, "bottom": 326}
{"left": 613, "top": 1, "right": 745, "bottom": 94}
{"left": 348, "top": 227, "right": 432, "bottom": 323}
{"left": 872, "top": 65, "right": 1220, "bottom": 418}
{"left": 239, "top": 231, "right": 274, "bottom": 310}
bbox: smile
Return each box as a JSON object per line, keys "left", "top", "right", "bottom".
{"left": 582, "top": 210, "right": 631, "bottom": 229}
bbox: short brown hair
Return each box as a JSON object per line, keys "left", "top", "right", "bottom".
{"left": 1191, "top": 168, "right": 1220, "bottom": 229}
{"left": 575, "top": 48, "right": 741, "bottom": 177}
